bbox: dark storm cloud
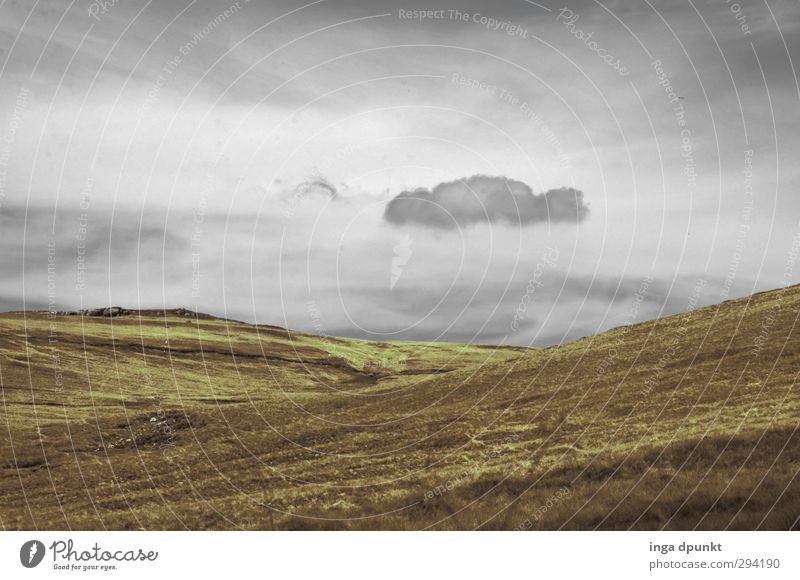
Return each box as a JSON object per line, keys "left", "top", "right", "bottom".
{"left": 383, "top": 175, "right": 589, "bottom": 229}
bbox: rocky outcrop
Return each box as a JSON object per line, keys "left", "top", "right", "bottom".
{"left": 82, "top": 307, "right": 131, "bottom": 317}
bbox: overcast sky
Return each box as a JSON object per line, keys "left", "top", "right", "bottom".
{"left": 1, "top": 0, "right": 798, "bottom": 345}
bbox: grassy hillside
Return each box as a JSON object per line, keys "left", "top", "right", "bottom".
{"left": 0, "top": 285, "right": 798, "bottom": 530}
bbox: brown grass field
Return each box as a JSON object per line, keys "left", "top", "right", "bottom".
{"left": 1, "top": 285, "right": 798, "bottom": 530}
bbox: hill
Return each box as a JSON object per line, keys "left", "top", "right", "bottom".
{"left": 0, "top": 286, "right": 798, "bottom": 530}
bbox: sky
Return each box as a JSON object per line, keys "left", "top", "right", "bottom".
{"left": 1, "top": 0, "right": 799, "bottom": 345}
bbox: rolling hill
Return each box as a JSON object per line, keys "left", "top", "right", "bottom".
{"left": 0, "top": 284, "right": 798, "bottom": 530}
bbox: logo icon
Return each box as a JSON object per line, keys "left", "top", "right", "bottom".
{"left": 390, "top": 234, "right": 413, "bottom": 290}
{"left": 20, "top": 540, "right": 45, "bottom": 568}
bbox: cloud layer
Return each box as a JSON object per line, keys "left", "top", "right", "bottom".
{"left": 383, "top": 175, "right": 589, "bottom": 229}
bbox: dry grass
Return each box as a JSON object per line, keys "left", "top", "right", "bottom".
{"left": 0, "top": 285, "right": 798, "bottom": 530}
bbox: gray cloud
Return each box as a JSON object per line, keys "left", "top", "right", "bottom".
{"left": 2, "top": 0, "right": 797, "bottom": 349}
{"left": 325, "top": 273, "right": 755, "bottom": 346}
{"left": 0, "top": 203, "right": 773, "bottom": 347}
{"left": 294, "top": 178, "right": 337, "bottom": 199}
{"left": 383, "top": 175, "right": 589, "bottom": 229}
